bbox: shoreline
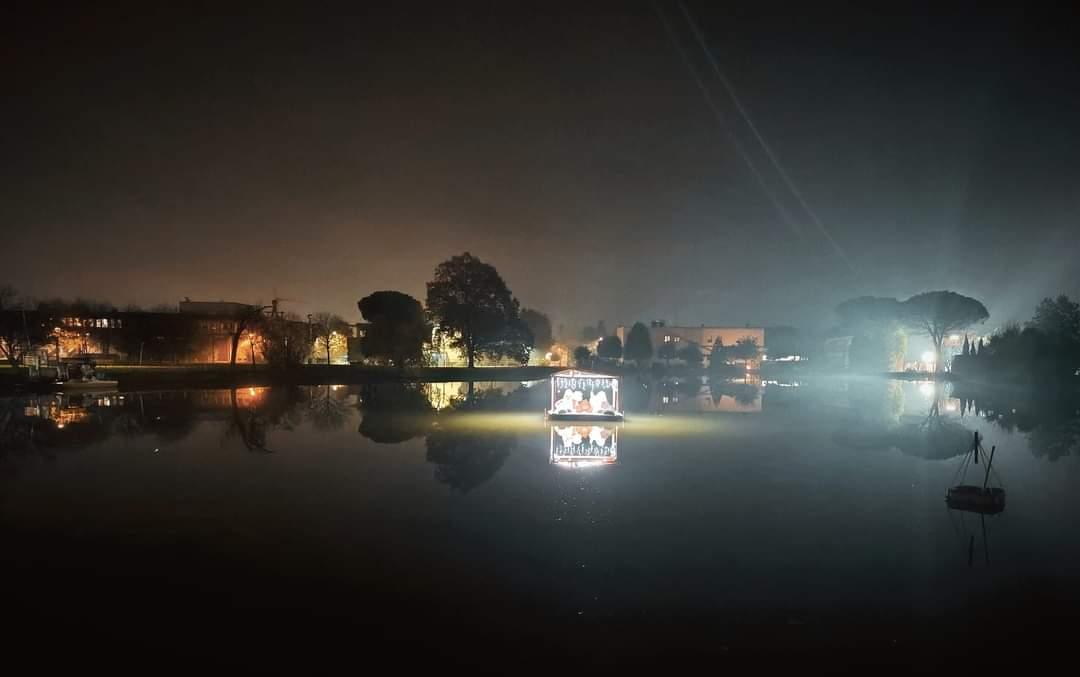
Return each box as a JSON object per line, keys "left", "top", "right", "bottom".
{"left": 1, "top": 364, "right": 563, "bottom": 393}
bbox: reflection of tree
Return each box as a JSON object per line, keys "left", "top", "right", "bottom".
{"left": 425, "top": 423, "right": 514, "bottom": 493}
{"left": 897, "top": 397, "right": 971, "bottom": 459}
{"left": 229, "top": 388, "right": 272, "bottom": 452}
{"left": 305, "top": 386, "right": 350, "bottom": 432}
{"left": 619, "top": 376, "right": 652, "bottom": 413}
{"left": 1028, "top": 418, "right": 1080, "bottom": 461}
{"left": 444, "top": 382, "right": 536, "bottom": 412}
{"left": 847, "top": 379, "right": 905, "bottom": 426}
{"left": 834, "top": 385, "right": 971, "bottom": 459}
{"left": 109, "top": 408, "right": 144, "bottom": 438}
{"left": 0, "top": 398, "right": 41, "bottom": 461}
{"left": 358, "top": 384, "right": 433, "bottom": 444}
{"left": 956, "top": 388, "right": 1080, "bottom": 461}
{"left": 1, "top": 395, "right": 115, "bottom": 465}
{"left": 708, "top": 379, "right": 760, "bottom": 407}
{"left": 142, "top": 395, "right": 199, "bottom": 443}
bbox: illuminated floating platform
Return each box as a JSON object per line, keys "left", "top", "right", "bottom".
{"left": 546, "top": 369, "right": 624, "bottom": 422}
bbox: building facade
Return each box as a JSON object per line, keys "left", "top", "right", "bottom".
{"left": 615, "top": 322, "right": 766, "bottom": 365}
{"left": 2, "top": 300, "right": 265, "bottom": 365}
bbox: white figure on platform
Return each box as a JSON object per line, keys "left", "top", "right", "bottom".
{"left": 553, "top": 389, "right": 583, "bottom": 414}
{"left": 589, "top": 390, "right": 613, "bottom": 414}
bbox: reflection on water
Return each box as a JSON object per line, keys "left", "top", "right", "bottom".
{"left": 550, "top": 424, "right": 618, "bottom": 468}
{"left": 426, "top": 417, "right": 516, "bottom": 493}
{"left": 954, "top": 385, "right": 1080, "bottom": 461}
{"left": 358, "top": 383, "right": 433, "bottom": 443}
{"left": 3, "top": 375, "right": 1080, "bottom": 659}
{"left": 4, "top": 377, "right": 1077, "bottom": 469}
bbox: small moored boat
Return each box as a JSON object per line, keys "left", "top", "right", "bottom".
{"left": 946, "top": 431, "right": 1006, "bottom": 514}
{"left": 946, "top": 485, "right": 1006, "bottom": 514}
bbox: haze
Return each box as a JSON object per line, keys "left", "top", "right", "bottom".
{"left": 4, "top": 3, "right": 1077, "bottom": 330}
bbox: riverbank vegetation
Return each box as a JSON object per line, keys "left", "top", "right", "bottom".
{"left": 953, "top": 295, "right": 1080, "bottom": 385}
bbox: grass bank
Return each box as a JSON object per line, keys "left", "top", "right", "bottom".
{"left": 99, "top": 364, "right": 563, "bottom": 390}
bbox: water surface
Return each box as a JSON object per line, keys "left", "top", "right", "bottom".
{"left": 2, "top": 378, "right": 1078, "bottom": 665}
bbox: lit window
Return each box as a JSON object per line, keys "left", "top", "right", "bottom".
{"left": 664, "top": 335, "right": 671, "bottom": 343}
{"left": 673, "top": 336, "right": 681, "bottom": 343}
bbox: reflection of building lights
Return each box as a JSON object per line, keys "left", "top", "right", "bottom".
{"left": 918, "top": 382, "right": 935, "bottom": 398}
{"left": 921, "top": 351, "right": 935, "bottom": 364}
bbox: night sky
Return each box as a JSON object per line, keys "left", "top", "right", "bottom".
{"left": 4, "top": 2, "right": 1078, "bottom": 332}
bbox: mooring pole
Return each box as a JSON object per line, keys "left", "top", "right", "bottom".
{"left": 981, "top": 514, "right": 990, "bottom": 565}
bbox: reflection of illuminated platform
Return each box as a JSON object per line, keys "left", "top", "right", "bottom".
{"left": 546, "top": 412, "right": 623, "bottom": 422}
{"left": 550, "top": 425, "right": 618, "bottom": 468}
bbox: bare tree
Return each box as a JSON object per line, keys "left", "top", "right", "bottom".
{"left": 0, "top": 287, "right": 50, "bottom": 367}
{"left": 311, "top": 312, "right": 349, "bottom": 365}
{"left": 230, "top": 304, "right": 270, "bottom": 368}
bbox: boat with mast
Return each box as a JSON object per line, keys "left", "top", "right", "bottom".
{"left": 946, "top": 431, "right": 1005, "bottom": 514}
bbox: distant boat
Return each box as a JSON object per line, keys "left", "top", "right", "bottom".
{"left": 946, "top": 431, "right": 1005, "bottom": 514}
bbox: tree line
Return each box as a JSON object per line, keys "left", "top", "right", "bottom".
{"left": 568, "top": 322, "right": 761, "bottom": 371}
{"left": 952, "top": 295, "right": 1080, "bottom": 384}
{"left": 356, "top": 252, "right": 552, "bottom": 368}
{"left": 1, "top": 252, "right": 555, "bottom": 369}
{"left": 834, "top": 289, "right": 1080, "bottom": 381}
{"left": 834, "top": 290, "right": 990, "bottom": 373}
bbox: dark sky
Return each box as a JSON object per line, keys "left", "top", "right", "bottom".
{"left": 4, "top": 2, "right": 1078, "bottom": 332}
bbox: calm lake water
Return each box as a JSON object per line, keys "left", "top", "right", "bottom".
{"left": 3, "top": 378, "right": 1079, "bottom": 667}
